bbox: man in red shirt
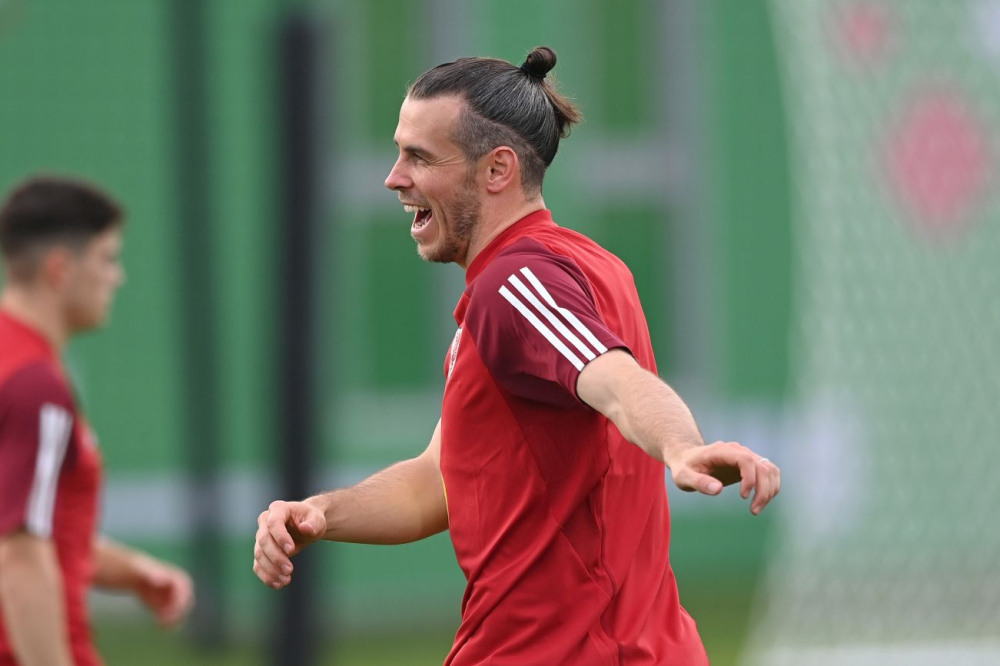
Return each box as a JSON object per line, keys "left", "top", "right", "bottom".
{"left": 254, "top": 47, "right": 780, "bottom": 665}
{"left": 0, "top": 176, "right": 194, "bottom": 666}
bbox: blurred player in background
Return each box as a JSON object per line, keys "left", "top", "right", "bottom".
{"left": 255, "top": 47, "right": 780, "bottom": 665}
{"left": 0, "top": 176, "right": 194, "bottom": 666}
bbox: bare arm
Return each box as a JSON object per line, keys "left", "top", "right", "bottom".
{"left": 577, "top": 350, "right": 706, "bottom": 466}
{"left": 0, "top": 532, "right": 74, "bottom": 666}
{"left": 578, "top": 350, "right": 780, "bottom": 514}
{"left": 254, "top": 420, "right": 448, "bottom": 589}
{"left": 313, "top": 444, "right": 448, "bottom": 544}
{"left": 92, "top": 537, "right": 194, "bottom": 628}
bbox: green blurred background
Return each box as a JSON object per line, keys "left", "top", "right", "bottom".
{"left": 2, "top": 0, "right": 997, "bottom": 664}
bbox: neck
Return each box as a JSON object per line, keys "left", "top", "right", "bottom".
{"left": 461, "top": 196, "right": 546, "bottom": 270}
{"left": 0, "top": 288, "right": 69, "bottom": 350}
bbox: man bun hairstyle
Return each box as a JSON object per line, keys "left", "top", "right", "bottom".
{"left": 519, "top": 46, "right": 557, "bottom": 80}
{"left": 0, "top": 175, "right": 123, "bottom": 281}
{"left": 408, "top": 45, "right": 582, "bottom": 196}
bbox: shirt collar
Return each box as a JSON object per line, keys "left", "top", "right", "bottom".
{"left": 465, "top": 209, "right": 556, "bottom": 286}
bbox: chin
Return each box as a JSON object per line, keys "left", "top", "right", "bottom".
{"left": 80, "top": 310, "right": 112, "bottom": 331}
{"left": 416, "top": 243, "right": 448, "bottom": 264}
{"left": 417, "top": 238, "right": 469, "bottom": 265}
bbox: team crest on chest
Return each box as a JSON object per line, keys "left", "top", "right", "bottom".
{"left": 448, "top": 327, "right": 463, "bottom": 381}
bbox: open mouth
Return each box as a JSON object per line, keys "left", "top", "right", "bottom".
{"left": 404, "top": 204, "right": 433, "bottom": 232}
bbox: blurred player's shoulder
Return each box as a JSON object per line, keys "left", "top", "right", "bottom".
{"left": 0, "top": 312, "right": 66, "bottom": 400}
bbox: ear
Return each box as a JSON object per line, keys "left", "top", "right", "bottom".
{"left": 39, "top": 247, "right": 76, "bottom": 289}
{"left": 483, "top": 146, "right": 520, "bottom": 194}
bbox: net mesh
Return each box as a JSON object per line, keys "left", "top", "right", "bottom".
{"left": 742, "top": 1, "right": 1000, "bottom": 664}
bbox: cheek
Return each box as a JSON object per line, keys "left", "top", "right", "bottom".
{"left": 63, "top": 285, "right": 90, "bottom": 317}
{"left": 105, "top": 268, "right": 121, "bottom": 289}
{"left": 72, "top": 271, "right": 108, "bottom": 305}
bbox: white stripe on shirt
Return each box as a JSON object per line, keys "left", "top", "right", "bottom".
{"left": 499, "top": 285, "right": 585, "bottom": 371}
{"left": 507, "top": 274, "right": 597, "bottom": 362}
{"left": 519, "top": 267, "right": 609, "bottom": 353}
{"left": 26, "top": 404, "right": 73, "bottom": 538}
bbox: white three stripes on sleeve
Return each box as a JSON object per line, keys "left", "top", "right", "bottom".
{"left": 26, "top": 404, "right": 74, "bottom": 538}
{"left": 497, "top": 266, "right": 609, "bottom": 372}
{"left": 518, "top": 267, "right": 608, "bottom": 354}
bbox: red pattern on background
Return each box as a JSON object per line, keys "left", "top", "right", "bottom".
{"left": 835, "top": 3, "right": 893, "bottom": 64}
{"left": 887, "top": 90, "right": 992, "bottom": 234}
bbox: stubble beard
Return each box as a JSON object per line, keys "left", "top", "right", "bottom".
{"left": 420, "top": 173, "right": 481, "bottom": 265}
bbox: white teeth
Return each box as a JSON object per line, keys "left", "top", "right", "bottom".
{"left": 403, "top": 205, "right": 431, "bottom": 214}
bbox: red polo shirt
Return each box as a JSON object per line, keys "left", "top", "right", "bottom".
{"left": 0, "top": 311, "right": 103, "bottom": 666}
{"left": 440, "top": 210, "right": 707, "bottom": 665}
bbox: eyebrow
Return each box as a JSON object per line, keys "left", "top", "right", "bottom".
{"left": 394, "top": 139, "right": 435, "bottom": 159}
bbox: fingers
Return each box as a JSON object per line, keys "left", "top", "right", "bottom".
{"left": 676, "top": 441, "right": 781, "bottom": 515}
{"left": 158, "top": 572, "right": 194, "bottom": 628}
{"left": 750, "top": 457, "right": 781, "bottom": 515}
{"left": 750, "top": 458, "right": 769, "bottom": 515}
{"left": 139, "top": 564, "right": 194, "bottom": 629}
{"left": 254, "top": 530, "right": 292, "bottom": 589}
{"left": 253, "top": 500, "right": 325, "bottom": 590}
{"left": 171, "top": 570, "right": 195, "bottom": 624}
{"left": 264, "top": 501, "right": 297, "bottom": 555}
{"left": 734, "top": 444, "right": 780, "bottom": 515}
{"left": 735, "top": 448, "right": 757, "bottom": 502}
{"left": 254, "top": 503, "right": 295, "bottom": 590}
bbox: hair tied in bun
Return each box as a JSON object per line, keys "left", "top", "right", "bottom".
{"left": 519, "top": 46, "right": 557, "bottom": 80}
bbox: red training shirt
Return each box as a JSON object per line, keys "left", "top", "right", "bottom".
{"left": 0, "top": 311, "right": 103, "bottom": 666}
{"left": 440, "top": 210, "right": 708, "bottom": 665}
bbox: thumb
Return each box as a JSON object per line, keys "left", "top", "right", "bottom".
{"left": 292, "top": 505, "right": 324, "bottom": 538}
{"left": 137, "top": 560, "right": 172, "bottom": 589}
{"left": 147, "top": 569, "right": 173, "bottom": 589}
{"left": 701, "top": 477, "right": 724, "bottom": 496}
{"left": 675, "top": 468, "right": 723, "bottom": 495}
{"left": 296, "top": 517, "right": 322, "bottom": 537}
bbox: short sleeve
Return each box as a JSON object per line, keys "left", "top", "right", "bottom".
{"left": 464, "top": 244, "right": 630, "bottom": 408}
{"left": 0, "top": 364, "right": 75, "bottom": 538}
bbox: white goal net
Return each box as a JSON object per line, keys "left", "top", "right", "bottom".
{"left": 741, "top": 1, "right": 1000, "bottom": 665}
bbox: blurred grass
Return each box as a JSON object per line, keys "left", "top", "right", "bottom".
{"left": 97, "top": 621, "right": 743, "bottom": 665}
{"left": 96, "top": 624, "right": 451, "bottom": 666}
{"left": 94, "top": 500, "right": 767, "bottom": 666}
{"left": 96, "top": 603, "right": 745, "bottom": 666}
{"left": 96, "top": 514, "right": 765, "bottom": 665}
{"left": 671, "top": 512, "right": 771, "bottom": 666}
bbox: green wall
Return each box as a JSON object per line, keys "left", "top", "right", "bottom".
{"left": 0, "top": 1, "right": 184, "bottom": 471}
{"left": 703, "top": 0, "right": 793, "bottom": 401}
{"left": 0, "top": 1, "right": 790, "bottom": 662}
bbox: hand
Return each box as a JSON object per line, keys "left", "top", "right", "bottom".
{"left": 253, "top": 500, "right": 325, "bottom": 590}
{"left": 133, "top": 558, "right": 194, "bottom": 629}
{"left": 668, "top": 441, "right": 780, "bottom": 515}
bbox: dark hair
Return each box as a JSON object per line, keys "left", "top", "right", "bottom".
{"left": 408, "top": 46, "right": 582, "bottom": 195}
{"left": 0, "top": 175, "right": 123, "bottom": 279}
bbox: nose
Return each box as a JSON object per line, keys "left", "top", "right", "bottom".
{"left": 384, "top": 158, "right": 412, "bottom": 191}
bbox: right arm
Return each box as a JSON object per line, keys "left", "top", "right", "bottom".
{"left": 0, "top": 532, "right": 74, "bottom": 666}
{"left": 253, "top": 420, "right": 448, "bottom": 589}
{"left": 0, "top": 367, "right": 76, "bottom": 665}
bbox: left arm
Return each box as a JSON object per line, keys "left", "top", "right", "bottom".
{"left": 92, "top": 537, "right": 194, "bottom": 628}
{"left": 577, "top": 349, "right": 780, "bottom": 514}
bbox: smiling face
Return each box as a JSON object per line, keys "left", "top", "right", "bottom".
{"left": 384, "top": 95, "right": 483, "bottom": 266}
